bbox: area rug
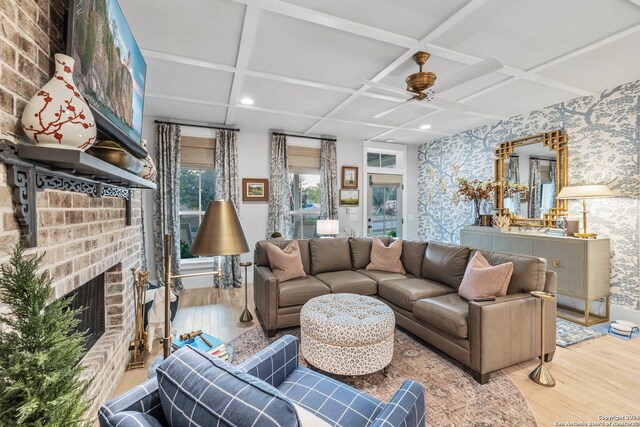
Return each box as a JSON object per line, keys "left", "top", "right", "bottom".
{"left": 591, "top": 321, "right": 640, "bottom": 341}
{"left": 229, "top": 326, "right": 537, "bottom": 427}
{"left": 556, "top": 318, "right": 605, "bottom": 348}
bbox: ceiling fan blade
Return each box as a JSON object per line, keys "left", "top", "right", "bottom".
{"left": 357, "top": 78, "right": 412, "bottom": 96}
{"left": 434, "top": 57, "right": 503, "bottom": 94}
{"left": 372, "top": 98, "right": 416, "bottom": 119}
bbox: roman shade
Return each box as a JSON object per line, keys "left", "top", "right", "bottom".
{"left": 370, "top": 174, "right": 402, "bottom": 186}
{"left": 180, "top": 136, "right": 215, "bottom": 169}
{"left": 288, "top": 145, "right": 320, "bottom": 173}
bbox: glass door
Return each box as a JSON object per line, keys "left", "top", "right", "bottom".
{"left": 367, "top": 174, "right": 402, "bottom": 238}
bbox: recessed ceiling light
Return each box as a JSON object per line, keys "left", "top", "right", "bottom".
{"left": 240, "top": 97, "right": 254, "bottom": 105}
{"left": 384, "top": 138, "right": 395, "bottom": 143}
{"left": 420, "top": 124, "right": 431, "bottom": 130}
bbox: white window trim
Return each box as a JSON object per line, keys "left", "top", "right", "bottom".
{"left": 362, "top": 141, "right": 408, "bottom": 238}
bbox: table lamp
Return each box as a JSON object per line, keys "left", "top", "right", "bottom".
{"left": 160, "top": 200, "right": 249, "bottom": 358}
{"left": 316, "top": 219, "right": 339, "bottom": 238}
{"left": 556, "top": 184, "right": 614, "bottom": 238}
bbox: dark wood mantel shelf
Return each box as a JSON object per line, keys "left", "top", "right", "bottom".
{"left": 0, "top": 139, "right": 156, "bottom": 247}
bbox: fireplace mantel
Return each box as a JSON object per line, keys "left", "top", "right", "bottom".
{"left": 0, "top": 140, "right": 155, "bottom": 247}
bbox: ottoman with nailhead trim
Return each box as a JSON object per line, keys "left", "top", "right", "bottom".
{"left": 300, "top": 293, "right": 395, "bottom": 376}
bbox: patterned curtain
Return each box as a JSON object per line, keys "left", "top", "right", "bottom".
{"left": 267, "top": 133, "right": 292, "bottom": 237}
{"left": 508, "top": 155, "right": 521, "bottom": 216}
{"left": 213, "top": 129, "right": 242, "bottom": 289}
{"left": 319, "top": 139, "right": 339, "bottom": 220}
{"left": 549, "top": 160, "right": 557, "bottom": 204}
{"left": 528, "top": 158, "right": 541, "bottom": 219}
{"left": 153, "top": 123, "right": 182, "bottom": 290}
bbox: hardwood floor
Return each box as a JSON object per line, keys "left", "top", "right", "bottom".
{"left": 114, "top": 284, "right": 640, "bottom": 426}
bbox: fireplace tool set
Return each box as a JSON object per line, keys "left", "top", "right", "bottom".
{"left": 128, "top": 268, "right": 149, "bottom": 370}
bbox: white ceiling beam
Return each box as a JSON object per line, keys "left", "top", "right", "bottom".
{"left": 225, "top": 1, "right": 262, "bottom": 125}
{"left": 260, "top": 0, "right": 416, "bottom": 48}
{"left": 146, "top": 93, "right": 229, "bottom": 108}
{"left": 142, "top": 49, "right": 236, "bottom": 73}
{"left": 303, "top": 0, "right": 489, "bottom": 134}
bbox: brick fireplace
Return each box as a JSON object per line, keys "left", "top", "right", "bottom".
{"left": 0, "top": 0, "right": 145, "bottom": 417}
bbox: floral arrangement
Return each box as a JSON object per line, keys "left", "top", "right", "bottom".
{"left": 456, "top": 178, "right": 497, "bottom": 201}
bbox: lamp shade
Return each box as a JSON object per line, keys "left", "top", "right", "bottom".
{"left": 317, "top": 219, "right": 339, "bottom": 235}
{"left": 190, "top": 200, "right": 250, "bottom": 256}
{"left": 556, "top": 185, "right": 615, "bottom": 200}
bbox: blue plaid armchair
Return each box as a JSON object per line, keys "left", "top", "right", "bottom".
{"left": 99, "top": 335, "right": 425, "bottom": 427}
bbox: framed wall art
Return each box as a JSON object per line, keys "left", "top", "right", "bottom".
{"left": 242, "top": 178, "right": 269, "bottom": 202}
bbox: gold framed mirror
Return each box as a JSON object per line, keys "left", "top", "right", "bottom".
{"left": 494, "top": 130, "right": 568, "bottom": 227}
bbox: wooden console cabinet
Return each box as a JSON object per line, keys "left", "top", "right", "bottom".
{"left": 460, "top": 226, "right": 610, "bottom": 326}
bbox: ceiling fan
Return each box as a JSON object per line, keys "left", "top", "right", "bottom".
{"left": 360, "top": 52, "right": 503, "bottom": 119}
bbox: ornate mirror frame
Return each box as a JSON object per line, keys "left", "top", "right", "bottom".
{"left": 494, "top": 130, "right": 568, "bottom": 227}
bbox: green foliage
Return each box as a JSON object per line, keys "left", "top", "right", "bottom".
{"left": 81, "top": 13, "right": 98, "bottom": 73}
{"left": 0, "top": 242, "right": 92, "bottom": 427}
{"left": 387, "top": 230, "right": 397, "bottom": 238}
{"left": 270, "top": 232, "right": 282, "bottom": 238}
{"left": 180, "top": 169, "right": 215, "bottom": 211}
{"left": 181, "top": 240, "right": 194, "bottom": 259}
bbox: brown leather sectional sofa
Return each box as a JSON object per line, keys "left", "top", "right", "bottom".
{"left": 253, "top": 237, "right": 557, "bottom": 384}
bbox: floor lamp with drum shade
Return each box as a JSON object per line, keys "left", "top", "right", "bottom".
{"left": 160, "top": 200, "right": 250, "bottom": 359}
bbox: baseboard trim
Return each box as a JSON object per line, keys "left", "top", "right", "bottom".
{"left": 610, "top": 305, "right": 640, "bottom": 324}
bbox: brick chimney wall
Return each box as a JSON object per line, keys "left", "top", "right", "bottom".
{"left": 1, "top": 0, "right": 144, "bottom": 418}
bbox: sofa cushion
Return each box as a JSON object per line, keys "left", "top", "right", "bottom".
{"left": 379, "top": 278, "right": 455, "bottom": 311}
{"left": 401, "top": 241, "right": 427, "bottom": 277}
{"left": 356, "top": 269, "right": 413, "bottom": 283}
{"left": 421, "top": 242, "right": 470, "bottom": 289}
{"left": 156, "top": 346, "right": 298, "bottom": 427}
{"left": 267, "top": 240, "right": 307, "bottom": 282}
{"left": 256, "top": 239, "right": 312, "bottom": 275}
{"left": 310, "top": 238, "right": 352, "bottom": 274}
{"left": 458, "top": 252, "right": 513, "bottom": 301}
{"left": 314, "top": 271, "right": 377, "bottom": 295}
{"left": 477, "top": 249, "right": 547, "bottom": 294}
{"left": 348, "top": 237, "right": 390, "bottom": 270}
{"left": 413, "top": 294, "right": 469, "bottom": 339}
{"left": 279, "top": 366, "right": 385, "bottom": 427}
{"left": 366, "top": 238, "right": 405, "bottom": 273}
{"left": 109, "top": 412, "right": 163, "bottom": 427}
{"left": 279, "top": 276, "right": 330, "bottom": 308}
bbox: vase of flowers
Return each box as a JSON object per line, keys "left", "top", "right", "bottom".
{"left": 457, "top": 178, "right": 497, "bottom": 225}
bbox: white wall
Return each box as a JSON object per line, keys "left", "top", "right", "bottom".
{"left": 141, "top": 117, "right": 420, "bottom": 287}
{"left": 406, "top": 144, "right": 419, "bottom": 240}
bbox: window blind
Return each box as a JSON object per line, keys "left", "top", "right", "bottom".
{"left": 288, "top": 145, "right": 320, "bottom": 173}
{"left": 369, "top": 174, "right": 402, "bottom": 186}
{"left": 180, "top": 136, "right": 215, "bottom": 169}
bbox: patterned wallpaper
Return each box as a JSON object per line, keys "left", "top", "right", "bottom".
{"left": 418, "top": 80, "right": 640, "bottom": 311}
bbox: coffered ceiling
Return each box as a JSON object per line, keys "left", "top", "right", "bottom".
{"left": 120, "top": 0, "right": 640, "bottom": 144}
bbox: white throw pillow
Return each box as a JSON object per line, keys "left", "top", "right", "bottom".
{"left": 294, "top": 404, "right": 332, "bottom": 427}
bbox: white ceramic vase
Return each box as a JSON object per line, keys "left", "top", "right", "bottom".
{"left": 138, "top": 139, "right": 157, "bottom": 181}
{"left": 21, "top": 53, "right": 97, "bottom": 150}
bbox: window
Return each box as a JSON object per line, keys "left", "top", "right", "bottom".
{"left": 179, "top": 169, "right": 214, "bottom": 259}
{"left": 367, "top": 152, "right": 397, "bottom": 168}
{"left": 290, "top": 173, "right": 320, "bottom": 239}
{"left": 178, "top": 135, "right": 215, "bottom": 259}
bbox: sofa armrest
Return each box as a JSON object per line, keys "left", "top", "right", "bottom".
{"left": 254, "top": 265, "right": 279, "bottom": 334}
{"left": 98, "top": 378, "right": 166, "bottom": 427}
{"left": 370, "top": 380, "right": 426, "bottom": 427}
{"left": 240, "top": 335, "right": 299, "bottom": 388}
{"left": 469, "top": 292, "right": 556, "bottom": 374}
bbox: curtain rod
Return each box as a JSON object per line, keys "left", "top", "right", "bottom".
{"left": 272, "top": 131, "right": 336, "bottom": 142}
{"left": 155, "top": 120, "right": 239, "bottom": 132}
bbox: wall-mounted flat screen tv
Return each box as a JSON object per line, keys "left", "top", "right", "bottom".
{"left": 67, "top": 0, "right": 147, "bottom": 157}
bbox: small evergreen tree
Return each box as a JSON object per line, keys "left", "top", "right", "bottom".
{"left": 0, "top": 242, "right": 92, "bottom": 426}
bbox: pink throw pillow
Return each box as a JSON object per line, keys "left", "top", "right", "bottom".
{"left": 458, "top": 252, "right": 513, "bottom": 301}
{"left": 266, "top": 240, "right": 306, "bottom": 282}
{"left": 366, "top": 238, "right": 406, "bottom": 274}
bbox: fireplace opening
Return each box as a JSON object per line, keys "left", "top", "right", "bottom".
{"left": 66, "top": 273, "right": 105, "bottom": 352}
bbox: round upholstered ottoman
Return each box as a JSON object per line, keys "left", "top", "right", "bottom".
{"left": 300, "top": 293, "right": 395, "bottom": 376}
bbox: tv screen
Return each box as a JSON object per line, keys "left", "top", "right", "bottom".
{"left": 67, "top": 0, "right": 146, "bottom": 152}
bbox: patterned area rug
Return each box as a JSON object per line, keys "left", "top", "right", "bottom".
{"left": 229, "top": 326, "right": 537, "bottom": 427}
{"left": 556, "top": 318, "right": 605, "bottom": 348}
